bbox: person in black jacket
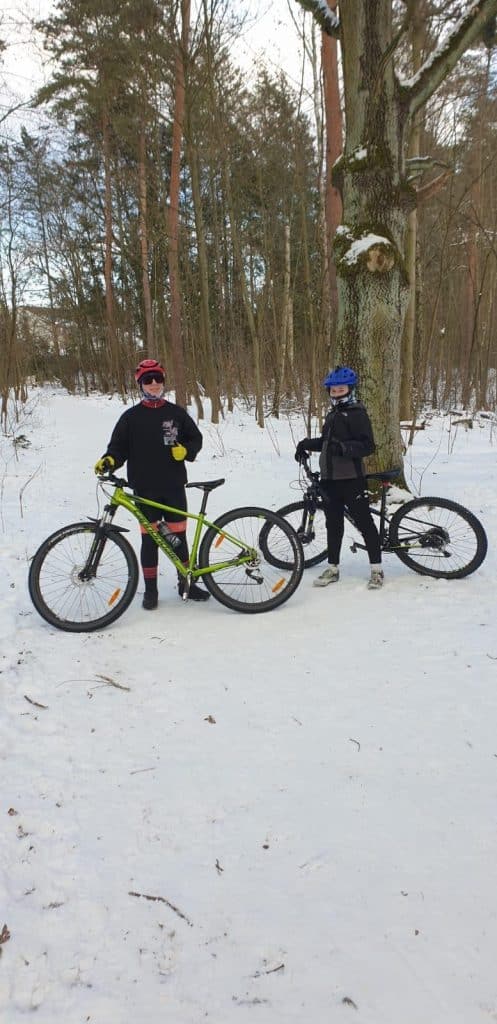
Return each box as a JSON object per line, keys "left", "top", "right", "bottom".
{"left": 295, "top": 366, "right": 383, "bottom": 590}
{"left": 94, "top": 358, "right": 210, "bottom": 608}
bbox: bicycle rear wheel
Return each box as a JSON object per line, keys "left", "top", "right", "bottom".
{"left": 29, "top": 522, "right": 139, "bottom": 632}
{"left": 388, "top": 497, "right": 487, "bottom": 579}
{"left": 260, "top": 500, "right": 328, "bottom": 569}
{"left": 198, "top": 507, "right": 304, "bottom": 612}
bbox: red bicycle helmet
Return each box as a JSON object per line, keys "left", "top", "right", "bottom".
{"left": 134, "top": 358, "right": 165, "bottom": 384}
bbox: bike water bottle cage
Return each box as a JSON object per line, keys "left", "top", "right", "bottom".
{"left": 323, "top": 366, "right": 358, "bottom": 388}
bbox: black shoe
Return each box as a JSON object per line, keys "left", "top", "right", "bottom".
{"left": 178, "top": 579, "right": 210, "bottom": 602}
{"left": 142, "top": 590, "right": 158, "bottom": 610}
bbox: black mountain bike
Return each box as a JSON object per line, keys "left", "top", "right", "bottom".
{"left": 261, "top": 455, "right": 487, "bottom": 579}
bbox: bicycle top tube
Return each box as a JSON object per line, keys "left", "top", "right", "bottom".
{"left": 98, "top": 472, "right": 226, "bottom": 533}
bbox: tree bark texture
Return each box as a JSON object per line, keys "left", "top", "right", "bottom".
{"left": 333, "top": 1, "right": 410, "bottom": 473}
{"left": 102, "top": 107, "right": 120, "bottom": 385}
{"left": 321, "top": 0, "right": 342, "bottom": 324}
{"left": 327, "top": 0, "right": 497, "bottom": 474}
{"left": 138, "top": 129, "right": 155, "bottom": 353}
{"left": 167, "top": 0, "right": 190, "bottom": 408}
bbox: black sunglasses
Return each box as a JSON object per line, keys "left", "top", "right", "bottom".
{"left": 141, "top": 372, "right": 164, "bottom": 385}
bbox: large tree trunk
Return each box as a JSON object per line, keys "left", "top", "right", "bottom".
{"left": 400, "top": 0, "right": 426, "bottom": 422}
{"left": 333, "top": 1, "right": 409, "bottom": 475}
{"left": 321, "top": 0, "right": 342, "bottom": 328}
{"left": 102, "top": 106, "right": 120, "bottom": 387}
{"left": 186, "top": 133, "right": 221, "bottom": 422}
{"left": 138, "top": 128, "right": 155, "bottom": 352}
{"left": 167, "top": 0, "right": 190, "bottom": 407}
{"left": 300, "top": 0, "right": 497, "bottom": 477}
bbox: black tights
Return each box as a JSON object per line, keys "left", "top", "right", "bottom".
{"left": 141, "top": 526, "right": 188, "bottom": 590}
{"left": 319, "top": 478, "right": 381, "bottom": 565}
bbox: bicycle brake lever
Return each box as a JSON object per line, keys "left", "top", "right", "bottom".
{"left": 103, "top": 473, "right": 129, "bottom": 487}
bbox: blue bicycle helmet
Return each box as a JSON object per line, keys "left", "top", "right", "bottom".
{"left": 323, "top": 365, "right": 358, "bottom": 388}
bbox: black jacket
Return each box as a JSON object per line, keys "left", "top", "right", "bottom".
{"left": 305, "top": 400, "right": 375, "bottom": 480}
{"left": 104, "top": 400, "right": 203, "bottom": 496}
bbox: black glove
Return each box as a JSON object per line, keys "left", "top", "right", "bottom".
{"left": 295, "top": 440, "right": 310, "bottom": 463}
{"left": 330, "top": 441, "right": 343, "bottom": 456}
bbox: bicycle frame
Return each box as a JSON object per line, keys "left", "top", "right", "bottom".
{"left": 96, "top": 479, "right": 257, "bottom": 580}
{"left": 298, "top": 460, "right": 396, "bottom": 554}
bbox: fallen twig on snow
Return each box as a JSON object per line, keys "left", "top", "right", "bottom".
{"left": 128, "top": 891, "right": 193, "bottom": 927}
{"left": 95, "top": 673, "right": 131, "bottom": 691}
{"left": 24, "top": 695, "right": 48, "bottom": 709}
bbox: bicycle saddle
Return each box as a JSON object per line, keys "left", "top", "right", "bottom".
{"left": 185, "top": 478, "right": 225, "bottom": 491}
{"left": 365, "top": 468, "right": 401, "bottom": 482}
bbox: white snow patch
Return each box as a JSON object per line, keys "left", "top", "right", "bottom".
{"left": 1, "top": 389, "right": 497, "bottom": 1023}
{"left": 342, "top": 232, "right": 393, "bottom": 265}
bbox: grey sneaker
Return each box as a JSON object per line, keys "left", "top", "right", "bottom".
{"left": 313, "top": 566, "right": 340, "bottom": 587}
{"left": 367, "top": 569, "right": 384, "bottom": 590}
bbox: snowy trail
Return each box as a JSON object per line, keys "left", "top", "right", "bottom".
{"left": 1, "top": 389, "right": 497, "bottom": 1023}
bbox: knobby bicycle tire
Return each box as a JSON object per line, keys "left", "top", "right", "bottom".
{"left": 262, "top": 500, "right": 328, "bottom": 569}
{"left": 28, "top": 522, "right": 139, "bottom": 632}
{"left": 388, "top": 496, "right": 487, "bottom": 579}
{"left": 198, "top": 506, "right": 304, "bottom": 612}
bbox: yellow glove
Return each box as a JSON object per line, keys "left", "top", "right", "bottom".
{"left": 94, "top": 455, "right": 115, "bottom": 475}
{"left": 171, "top": 444, "right": 187, "bottom": 462}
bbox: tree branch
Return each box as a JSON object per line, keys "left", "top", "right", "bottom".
{"left": 406, "top": 0, "right": 497, "bottom": 117}
{"left": 294, "top": 0, "right": 340, "bottom": 37}
{"left": 416, "top": 169, "right": 452, "bottom": 203}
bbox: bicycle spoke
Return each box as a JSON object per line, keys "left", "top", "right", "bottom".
{"left": 389, "top": 498, "right": 487, "bottom": 579}
{"left": 29, "top": 524, "right": 138, "bottom": 631}
{"left": 261, "top": 500, "right": 328, "bottom": 569}
{"left": 199, "top": 507, "right": 303, "bottom": 612}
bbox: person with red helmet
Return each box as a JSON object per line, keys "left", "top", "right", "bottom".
{"left": 295, "top": 366, "right": 383, "bottom": 589}
{"left": 94, "top": 358, "right": 209, "bottom": 608}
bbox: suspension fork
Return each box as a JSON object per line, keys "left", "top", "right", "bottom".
{"left": 78, "top": 504, "right": 119, "bottom": 581}
{"left": 296, "top": 490, "right": 319, "bottom": 540}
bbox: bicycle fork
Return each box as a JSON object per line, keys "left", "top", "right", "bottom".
{"left": 78, "top": 505, "right": 130, "bottom": 581}
{"left": 298, "top": 497, "right": 318, "bottom": 545}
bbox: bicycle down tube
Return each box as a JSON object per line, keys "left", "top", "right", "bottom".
{"left": 110, "top": 485, "right": 256, "bottom": 579}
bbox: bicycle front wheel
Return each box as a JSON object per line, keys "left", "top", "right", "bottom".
{"left": 261, "top": 500, "right": 328, "bottom": 569}
{"left": 388, "top": 497, "right": 487, "bottom": 579}
{"left": 198, "top": 507, "right": 304, "bottom": 612}
{"left": 28, "top": 522, "right": 139, "bottom": 632}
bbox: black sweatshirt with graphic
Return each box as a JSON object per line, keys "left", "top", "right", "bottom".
{"left": 104, "top": 400, "right": 203, "bottom": 496}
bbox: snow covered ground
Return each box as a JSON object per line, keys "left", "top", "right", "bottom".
{"left": 1, "top": 387, "right": 497, "bottom": 1024}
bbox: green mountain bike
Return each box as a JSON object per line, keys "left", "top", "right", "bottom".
{"left": 28, "top": 473, "right": 304, "bottom": 632}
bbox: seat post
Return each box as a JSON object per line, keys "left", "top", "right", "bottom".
{"left": 198, "top": 488, "right": 210, "bottom": 517}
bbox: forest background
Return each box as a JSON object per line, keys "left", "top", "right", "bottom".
{"left": 1, "top": 0, "right": 497, "bottom": 473}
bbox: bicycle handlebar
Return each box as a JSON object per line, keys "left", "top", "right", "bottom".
{"left": 298, "top": 452, "right": 320, "bottom": 482}
{"left": 97, "top": 471, "right": 130, "bottom": 488}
